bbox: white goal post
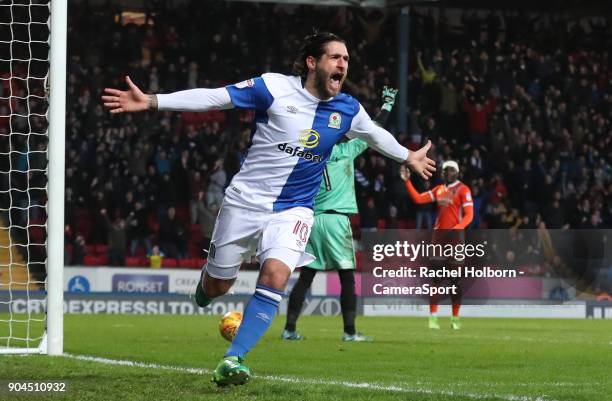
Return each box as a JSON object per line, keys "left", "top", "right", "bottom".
{"left": 47, "top": 0, "right": 66, "bottom": 356}
{"left": 0, "top": 0, "right": 65, "bottom": 355}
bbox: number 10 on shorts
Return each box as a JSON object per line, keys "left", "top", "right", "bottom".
{"left": 293, "top": 220, "right": 310, "bottom": 246}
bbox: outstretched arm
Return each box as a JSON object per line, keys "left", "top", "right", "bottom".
{"left": 338, "top": 86, "right": 399, "bottom": 161}
{"left": 102, "top": 76, "right": 234, "bottom": 114}
{"left": 155, "top": 88, "right": 232, "bottom": 111}
{"left": 348, "top": 104, "right": 435, "bottom": 180}
{"left": 399, "top": 165, "right": 435, "bottom": 204}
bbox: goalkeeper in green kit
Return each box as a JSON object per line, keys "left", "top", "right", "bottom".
{"left": 282, "top": 86, "right": 398, "bottom": 342}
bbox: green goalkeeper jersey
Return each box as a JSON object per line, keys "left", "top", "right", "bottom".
{"left": 313, "top": 138, "right": 368, "bottom": 215}
{"left": 313, "top": 86, "right": 397, "bottom": 216}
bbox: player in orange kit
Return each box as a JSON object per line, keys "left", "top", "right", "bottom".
{"left": 400, "top": 160, "right": 473, "bottom": 329}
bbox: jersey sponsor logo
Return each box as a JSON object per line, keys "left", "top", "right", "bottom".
{"left": 286, "top": 105, "right": 298, "bottom": 114}
{"left": 465, "top": 193, "right": 472, "bottom": 201}
{"left": 328, "top": 112, "right": 341, "bottom": 129}
{"left": 298, "top": 129, "right": 320, "bottom": 148}
{"left": 277, "top": 143, "right": 323, "bottom": 163}
{"left": 231, "top": 185, "right": 242, "bottom": 194}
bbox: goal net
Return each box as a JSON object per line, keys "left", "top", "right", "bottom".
{"left": 0, "top": 0, "right": 65, "bottom": 355}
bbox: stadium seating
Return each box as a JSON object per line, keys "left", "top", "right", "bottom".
{"left": 161, "top": 258, "right": 178, "bottom": 268}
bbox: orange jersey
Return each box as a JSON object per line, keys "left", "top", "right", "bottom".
{"left": 405, "top": 180, "right": 474, "bottom": 229}
{"left": 430, "top": 181, "right": 472, "bottom": 229}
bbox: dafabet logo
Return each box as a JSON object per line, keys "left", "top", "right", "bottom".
{"left": 298, "top": 129, "right": 320, "bottom": 148}
{"left": 277, "top": 129, "right": 322, "bottom": 163}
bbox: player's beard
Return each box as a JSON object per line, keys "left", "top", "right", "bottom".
{"left": 314, "top": 66, "right": 333, "bottom": 99}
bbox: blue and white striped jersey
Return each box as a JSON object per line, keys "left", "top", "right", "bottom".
{"left": 158, "top": 73, "right": 408, "bottom": 212}
{"left": 222, "top": 73, "right": 407, "bottom": 212}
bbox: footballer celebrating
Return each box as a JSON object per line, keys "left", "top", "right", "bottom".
{"left": 103, "top": 32, "right": 435, "bottom": 386}
{"left": 400, "top": 160, "right": 473, "bottom": 330}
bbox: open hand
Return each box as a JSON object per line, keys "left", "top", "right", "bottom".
{"left": 102, "top": 76, "right": 150, "bottom": 114}
{"left": 406, "top": 140, "right": 436, "bottom": 180}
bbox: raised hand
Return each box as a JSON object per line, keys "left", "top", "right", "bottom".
{"left": 399, "top": 164, "right": 411, "bottom": 181}
{"left": 406, "top": 140, "right": 436, "bottom": 180}
{"left": 102, "top": 76, "right": 151, "bottom": 114}
{"left": 381, "top": 86, "right": 398, "bottom": 112}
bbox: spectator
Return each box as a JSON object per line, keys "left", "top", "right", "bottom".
{"left": 462, "top": 96, "right": 496, "bottom": 149}
{"left": 386, "top": 205, "right": 400, "bottom": 229}
{"left": 415, "top": 181, "right": 434, "bottom": 229}
{"left": 190, "top": 191, "right": 219, "bottom": 251}
{"left": 583, "top": 211, "right": 603, "bottom": 229}
{"left": 360, "top": 198, "right": 379, "bottom": 232}
{"left": 101, "top": 209, "right": 128, "bottom": 266}
{"left": 543, "top": 197, "right": 566, "bottom": 229}
{"left": 148, "top": 245, "right": 164, "bottom": 269}
{"left": 127, "top": 201, "right": 151, "bottom": 256}
{"left": 207, "top": 158, "right": 226, "bottom": 207}
{"left": 158, "top": 206, "right": 187, "bottom": 259}
{"left": 72, "top": 235, "right": 87, "bottom": 266}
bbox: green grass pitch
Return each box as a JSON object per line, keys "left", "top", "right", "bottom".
{"left": 1, "top": 314, "right": 610, "bottom": 401}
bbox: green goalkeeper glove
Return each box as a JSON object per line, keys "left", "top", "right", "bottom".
{"left": 381, "top": 86, "right": 398, "bottom": 112}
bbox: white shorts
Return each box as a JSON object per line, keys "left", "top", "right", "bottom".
{"left": 205, "top": 203, "right": 315, "bottom": 280}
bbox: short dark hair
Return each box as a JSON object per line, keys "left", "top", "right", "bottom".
{"left": 293, "top": 31, "right": 346, "bottom": 78}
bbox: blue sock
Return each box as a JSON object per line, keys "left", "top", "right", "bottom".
{"left": 225, "top": 285, "right": 283, "bottom": 359}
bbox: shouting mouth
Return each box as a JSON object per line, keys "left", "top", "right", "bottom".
{"left": 329, "top": 72, "right": 344, "bottom": 92}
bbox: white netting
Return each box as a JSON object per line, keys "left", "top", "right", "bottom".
{"left": 0, "top": 0, "right": 50, "bottom": 353}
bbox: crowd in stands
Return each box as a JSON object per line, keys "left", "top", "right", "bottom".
{"left": 403, "top": 10, "right": 612, "bottom": 234}
{"left": 7, "top": 1, "right": 612, "bottom": 272}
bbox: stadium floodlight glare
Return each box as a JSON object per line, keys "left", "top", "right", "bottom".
{"left": 0, "top": 0, "right": 65, "bottom": 355}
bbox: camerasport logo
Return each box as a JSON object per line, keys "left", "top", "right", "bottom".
{"left": 277, "top": 129, "right": 322, "bottom": 163}
{"left": 112, "top": 274, "right": 169, "bottom": 293}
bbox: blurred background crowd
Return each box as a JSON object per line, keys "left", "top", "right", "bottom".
{"left": 2, "top": 1, "right": 610, "bottom": 275}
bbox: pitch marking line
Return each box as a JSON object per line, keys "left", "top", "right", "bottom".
{"left": 62, "top": 353, "right": 557, "bottom": 401}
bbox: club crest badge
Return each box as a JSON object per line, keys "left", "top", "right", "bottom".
{"left": 328, "top": 112, "right": 341, "bottom": 129}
